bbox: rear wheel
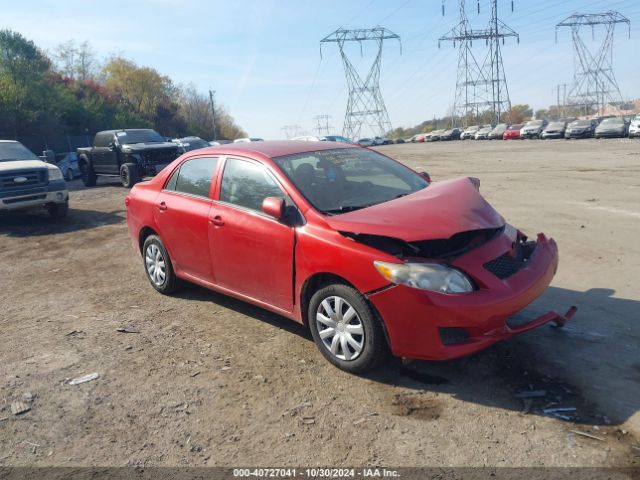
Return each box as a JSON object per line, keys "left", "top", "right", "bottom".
{"left": 308, "top": 284, "right": 389, "bottom": 373}
{"left": 79, "top": 159, "right": 96, "bottom": 187}
{"left": 142, "top": 235, "right": 181, "bottom": 294}
{"left": 120, "top": 163, "right": 141, "bottom": 188}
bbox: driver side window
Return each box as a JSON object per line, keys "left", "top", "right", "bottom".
{"left": 220, "top": 158, "right": 284, "bottom": 212}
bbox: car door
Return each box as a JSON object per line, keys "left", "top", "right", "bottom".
{"left": 154, "top": 156, "right": 219, "bottom": 283}
{"left": 92, "top": 133, "right": 117, "bottom": 174}
{"left": 209, "top": 157, "right": 295, "bottom": 312}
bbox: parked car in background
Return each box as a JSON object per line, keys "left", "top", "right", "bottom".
{"left": 520, "top": 120, "right": 548, "bottom": 139}
{"left": 0, "top": 140, "right": 69, "bottom": 218}
{"left": 503, "top": 124, "right": 524, "bottom": 140}
{"left": 394, "top": 138, "right": 405, "bottom": 144}
{"left": 291, "top": 135, "right": 323, "bottom": 142}
{"left": 414, "top": 133, "right": 427, "bottom": 143}
{"left": 427, "top": 129, "right": 446, "bottom": 142}
{"left": 595, "top": 117, "right": 629, "bottom": 139}
{"left": 323, "top": 135, "right": 353, "bottom": 144}
{"left": 475, "top": 125, "right": 493, "bottom": 140}
{"left": 460, "top": 125, "right": 479, "bottom": 140}
{"left": 488, "top": 123, "right": 508, "bottom": 140}
{"left": 126, "top": 140, "right": 574, "bottom": 373}
{"left": 565, "top": 119, "right": 598, "bottom": 139}
{"left": 234, "top": 138, "right": 264, "bottom": 143}
{"left": 541, "top": 122, "right": 567, "bottom": 139}
{"left": 172, "top": 136, "right": 210, "bottom": 153}
{"left": 440, "top": 128, "right": 462, "bottom": 141}
{"left": 357, "top": 138, "right": 374, "bottom": 147}
{"left": 629, "top": 115, "right": 640, "bottom": 138}
{"left": 209, "top": 140, "right": 233, "bottom": 146}
{"left": 77, "top": 129, "right": 181, "bottom": 188}
{"left": 57, "top": 152, "right": 80, "bottom": 181}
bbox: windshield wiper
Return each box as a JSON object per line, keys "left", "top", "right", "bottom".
{"left": 325, "top": 204, "right": 370, "bottom": 214}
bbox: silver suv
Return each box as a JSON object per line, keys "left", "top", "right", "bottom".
{"left": 0, "top": 140, "right": 69, "bottom": 218}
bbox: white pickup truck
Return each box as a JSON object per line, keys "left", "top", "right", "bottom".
{"left": 0, "top": 140, "right": 69, "bottom": 218}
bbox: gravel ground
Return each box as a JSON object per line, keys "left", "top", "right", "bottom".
{"left": 0, "top": 138, "right": 638, "bottom": 468}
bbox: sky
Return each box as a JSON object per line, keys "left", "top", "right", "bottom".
{"left": 1, "top": 0, "right": 639, "bottom": 139}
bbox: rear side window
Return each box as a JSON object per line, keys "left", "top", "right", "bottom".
{"left": 165, "top": 157, "right": 218, "bottom": 198}
{"left": 220, "top": 158, "right": 284, "bottom": 211}
{"left": 95, "top": 133, "right": 113, "bottom": 148}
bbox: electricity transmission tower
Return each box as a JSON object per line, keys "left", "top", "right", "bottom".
{"left": 313, "top": 115, "right": 333, "bottom": 136}
{"left": 439, "top": 1, "right": 519, "bottom": 126}
{"left": 556, "top": 11, "right": 631, "bottom": 116}
{"left": 320, "top": 27, "right": 401, "bottom": 139}
{"left": 281, "top": 125, "right": 302, "bottom": 139}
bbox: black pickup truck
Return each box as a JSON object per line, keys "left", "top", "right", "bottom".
{"left": 77, "top": 129, "right": 181, "bottom": 187}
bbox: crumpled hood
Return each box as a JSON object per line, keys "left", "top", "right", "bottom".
{"left": 325, "top": 177, "right": 505, "bottom": 242}
{"left": 122, "top": 143, "right": 178, "bottom": 153}
{"left": 0, "top": 159, "right": 48, "bottom": 173}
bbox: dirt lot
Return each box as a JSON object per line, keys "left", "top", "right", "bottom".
{"left": 1, "top": 139, "right": 639, "bottom": 468}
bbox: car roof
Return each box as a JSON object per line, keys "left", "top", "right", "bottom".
{"left": 189, "top": 140, "right": 358, "bottom": 159}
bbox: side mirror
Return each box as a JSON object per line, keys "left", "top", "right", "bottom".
{"left": 261, "top": 197, "right": 285, "bottom": 220}
{"left": 420, "top": 171, "right": 431, "bottom": 183}
{"left": 42, "top": 150, "right": 55, "bottom": 163}
{"left": 108, "top": 142, "right": 117, "bottom": 150}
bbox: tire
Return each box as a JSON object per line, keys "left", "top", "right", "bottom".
{"left": 142, "top": 235, "right": 181, "bottom": 294}
{"left": 79, "top": 158, "right": 97, "bottom": 187}
{"left": 308, "top": 284, "right": 389, "bottom": 374}
{"left": 65, "top": 169, "right": 74, "bottom": 181}
{"left": 47, "top": 200, "right": 69, "bottom": 219}
{"left": 120, "top": 163, "right": 141, "bottom": 188}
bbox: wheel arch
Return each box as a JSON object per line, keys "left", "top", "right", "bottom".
{"left": 138, "top": 226, "right": 159, "bottom": 254}
{"left": 299, "top": 272, "right": 391, "bottom": 347}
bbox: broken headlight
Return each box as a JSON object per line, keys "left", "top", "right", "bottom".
{"left": 374, "top": 261, "right": 474, "bottom": 294}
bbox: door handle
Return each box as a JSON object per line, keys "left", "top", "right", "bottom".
{"left": 210, "top": 215, "right": 224, "bottom": 226}
{"left": 157, "top": 201, "right": 167, "bottom": 211}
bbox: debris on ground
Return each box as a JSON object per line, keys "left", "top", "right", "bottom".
{"left": 283, "top": 401, "right": 312, "bottom": 417}
{"left": 68, "top": 373, "right": 99, "bottom": 385}
{"left": 514, "top": 390, "right": 547, "bottom": 399}
{"left": 65, "top": 330, "right": 83, "bottom": 336}
{"left": 22, "top": 392, "right": 34, "bottom": 402}
{"left": 11, "top": 402, "right": 31, "bottom": 415}
{"left": 116, "top": 327, "right": 140, "bottom": 334}
{"left": 301, "top": 416, "right": 315, "bottom": 425}
{"left": 569, "top": 430, "right": 605, "bottom": 442}
{"left": 190, "top": 371, "right": 201, "bottom": 378}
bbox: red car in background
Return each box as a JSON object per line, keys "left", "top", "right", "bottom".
{"left": 503, "top": 124, "right": 524, "bottom": 140}
{"left": 125, "top": 141, "right": 575, "bottom": 373}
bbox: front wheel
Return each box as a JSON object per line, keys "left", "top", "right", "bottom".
{"left": 308, "top": 284, "right": 389, "bottom": 373}
{"left": 142, "top": 235, "right": 181, "bottom": 294}
{"left": 47, "top": 200, "right": 69, "bottom": 219}
{"left": 120, "top": 163, "right": 141, "bottom": 188}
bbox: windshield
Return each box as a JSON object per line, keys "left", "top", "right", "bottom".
{"left": 571, "top": 120, "right": 591, "bottom": 127}
{"left": 547, "top": 122, "right": 565, "bottom": 129}
{"left": 601, "top": 118, "right": 623, "bottom": 125}
{"left": 116, "top": 130, "right": 165, "bottom": 144}
{"left": 508, "top": 124, "right": 523, "bottom": 130}
{"left": 324, "top": 135, "right": 352, "bottom": 143}
{"left": 273, "top": 148, "right": 428, "bottom": 214}
{"left": 465, "top": 126, "right": 479, "bottom": 132}
{"left": 0, "top": 142, "right": 39, "bottom": 162}
{"left": 526, "top": 120, "right": 544, "bottom": 127}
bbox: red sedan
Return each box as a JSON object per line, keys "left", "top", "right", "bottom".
{"left": 503, "top": 124, "right": 524, "bottom": 140}
{"left": 125, "top": 141, "right": 575, "bottom": 373}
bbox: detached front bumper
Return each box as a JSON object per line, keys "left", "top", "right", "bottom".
{"left": 368, "top": 227, "right": 575, "bottom": 360}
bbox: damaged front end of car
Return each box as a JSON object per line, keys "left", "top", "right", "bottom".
{"left": 332, "top": 180, "right": 577, "bottom": 360}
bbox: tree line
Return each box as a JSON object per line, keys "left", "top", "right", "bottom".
{"left": 0, "top": 30, "right": 246, "bottom": 141}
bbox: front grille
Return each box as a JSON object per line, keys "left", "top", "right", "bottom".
{"left": 0, "top": 169, "right": 48, "bottom": 192}
{"left": 144, "top": 149, "right": 179, "bottom": 165}
{"left": 484, "top": 241, "right": 537, "bottom": 280}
